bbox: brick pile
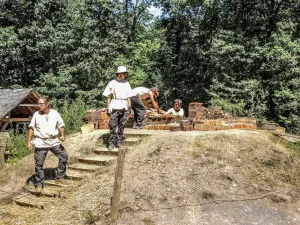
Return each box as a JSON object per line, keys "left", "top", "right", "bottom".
{"left": 188, "top": 103, "right": 230, "bottom": 120}
{"left": 193, "top": 118, "right": 257, "bottom": 131}
{"left": 82, "top": 109, "right": 109, "bottom": 129}
{"left": 145, "top": 124, "right": 170, "bottom": 130}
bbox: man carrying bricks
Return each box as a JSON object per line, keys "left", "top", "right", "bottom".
{"left": 103, "top": 66, "right": 133, "bottom": 150}
{"left": 27, "top": 97, "right": 68, "bottom": 194}
{"left": 130, "top": 87, "right": 161, "bottom": 129}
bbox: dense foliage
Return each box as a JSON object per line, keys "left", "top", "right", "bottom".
{"left": 1, "top": 0, "right": 300, "bottom": 133}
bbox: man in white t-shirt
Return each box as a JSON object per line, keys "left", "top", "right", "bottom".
{"left": 165, "top": 99, "right": 184, "bottom": 117}
{"left": 27, "top": 97, "right": 68, "bottom": 194}
{"left": 103, "top": 66, "right": 133, "bottom": 150}
{"left": 130, "top": 87, "right": 161, "bottom": 129}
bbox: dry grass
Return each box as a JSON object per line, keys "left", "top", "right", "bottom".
{"left": 1, "top": 129, "right": 300, "bottom": 224}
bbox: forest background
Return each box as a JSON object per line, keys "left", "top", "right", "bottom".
{"left": 1, "top": 0, "right": 300, "bottom": 134}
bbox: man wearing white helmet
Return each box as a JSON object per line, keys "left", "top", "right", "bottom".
{"left": 102, "top": 66, "right": 133, "bottom": 150}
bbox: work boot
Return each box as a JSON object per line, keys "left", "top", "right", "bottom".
{"left": 35, "top": 186, "right": 43, "bottom": 195}
{"left": 115, "top": 142, "right": 123, "bottom": 149}
{"left": 108, "top": 143, "right": 114, "bottom": 151}
{"left": 55, "top": 174, "right": 70, "bottom": 180}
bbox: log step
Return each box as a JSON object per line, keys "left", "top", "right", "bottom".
{"left": 65, "top": 170, "right": 88, "bottom": 180}
{"left": 25, "top": 186, "right": 66, "bottom": 198}
{"left": 44, "top": 180, "right": 70, "bottom": 188}
{"left": 68, "top": 163, "right": 101, "bottom": 172}
{"left": 14, "top": 195, "right": 48, "bottom": 209}
{"left": 123, "top": 133, "right": 152, "bottom": 138}
{"left": 123, "top": 137, "right": 141, "bottom": 146}
{"left": 77, "top": 155, "right": 116, "bottom": 166}
{"left": 94, "top": 148, "right": 119, "bottom": 156}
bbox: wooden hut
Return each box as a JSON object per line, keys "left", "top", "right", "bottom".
{"left": 0, "top": 89, "right": 40, "bottom": 131}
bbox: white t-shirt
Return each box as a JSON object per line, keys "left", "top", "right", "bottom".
{"left": 132, "top": 87, "right": 153, "bottom": 99}
{"left": 103, "top": 79, "right": 133, "bottom": 110}
{"left": 166, "top": 108, "right": 184, "bottom": 117}
{"left": 29, "top": 109, "right": 65, "bottom": 148}
{"left": 132, "top": 87, "right": 150, "bottom": 95}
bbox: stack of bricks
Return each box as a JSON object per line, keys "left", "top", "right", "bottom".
{"left": 87, "top": 110, "right": 99, "bottom": 129}
{"left": 193, "top": 118, "right": 257, "bottom": 131}
{"left": 145, "top": 124, "right": 170, "bottom": 130}
{"left": 98, "top": 110, "right": 109, "bottom": 129}
{"left": 188, "top": 103, "right": 228, "bottom": 120}
{"left": 180, "top": 120, "right": 193, "bottom": 131}
{"left": 170, "top": 124, "right": 181, "bottom": 132}
{"left": 207, "top": 106, "right": 225, "bottom": 119}
{"left": 83, "top": 109, "right": 109, "bottom": 129}
{"left": 188, "top": 102, "right": 208, "bottom": 119}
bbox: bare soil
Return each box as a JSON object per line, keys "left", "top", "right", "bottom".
{"left": 1, "top": 129, "right": 300, "bottom": 225}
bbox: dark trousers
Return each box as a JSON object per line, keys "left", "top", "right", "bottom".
{"left": 130, "top": 95, "right": 146, "bottom": 127}
{"left": 34, "top": 144, "right": 68, "bottom": 186}
{"left": 108, "top": 110, "right": 128, "bottom": 145}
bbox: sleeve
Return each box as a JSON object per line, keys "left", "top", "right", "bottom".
{"left": 102, "top": 81, "right": 113, "bottom": 97}
{"left": 165, "top": 108, "right": 172, "bottom": 115}
{"left": 56, "top": 111, "right": 65, "bottom": 129}
{"left": 28, "top": 112, "right": 37, "bottom": 128}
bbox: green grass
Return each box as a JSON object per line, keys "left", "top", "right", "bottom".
{"left": 6, "top": 125, "right": 29, "bottom": 164}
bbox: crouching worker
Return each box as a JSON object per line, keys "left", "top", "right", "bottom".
{"left": 27, "top": 97, "right": 68, "bottom": 194}
{"left": 103, "top": 66, "right": 133, "bottom": 150}
{"left": 165, "top": 99, "right": 184, "bottom": 117}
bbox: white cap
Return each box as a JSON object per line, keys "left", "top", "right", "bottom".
{"left": 116, "top": 66, "right": 128, "bottom": 74}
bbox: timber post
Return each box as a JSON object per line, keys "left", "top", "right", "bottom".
{"left": 110, "top": 147, "right": 126, "bottom": 220}
{"left": 0, "top": 146, "right": 5, "bottom": 170}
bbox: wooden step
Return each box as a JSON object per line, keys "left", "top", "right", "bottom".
{"left": 65, "top": 170, "right": 88, "bottom": 180}
{"left": 78, "top": 155, "right": 116, "bottom": 166}
{"left": 25, "top": 186, "right": 66, "bottom": 198}
{"left": 123, "top": 137, "right": 141, "bottom": 146}
{"left": 44, "top": 180, "right": 69, "bottom": 188}
{"left": 94, "top": 148, "right": 119, "bottom": 156}
{"left": 14, "top": 195, "right": 48, "bottom": 209}
{"left": 123, "top": 133, "right": 152, "bottom": 138}
{"left": 68, "top": 163, "right": 101, "bottom": 172}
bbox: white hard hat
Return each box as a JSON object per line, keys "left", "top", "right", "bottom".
{"left": 116, "top": 66, "right": 128, "bottom": 74}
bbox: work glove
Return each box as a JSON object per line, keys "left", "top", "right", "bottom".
{"left": 106, "top": 108, "right": 112, "bottom": 116}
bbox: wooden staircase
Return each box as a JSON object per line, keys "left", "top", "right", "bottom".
{"left": 12, "top": 132, "right": 151, "bottom": 209}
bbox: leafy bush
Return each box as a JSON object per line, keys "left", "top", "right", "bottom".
{"left": 60, "top": 98, "right": 88, "bottom": 134}
{"left": 6, "top": 124, "right": 29, "bottom": 163}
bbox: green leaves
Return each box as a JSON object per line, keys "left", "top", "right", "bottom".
{"left": 2, "top": 0, "right": 300, "bottom": 133}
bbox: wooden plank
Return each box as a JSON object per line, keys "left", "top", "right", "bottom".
{"left": 31, "top": 91, "right": 41, "bottom": 100}
{"left": 14, "top": 198, "right": 45, "bottom": 209}
{"left": 0, "top": 146, "right": 5, "bottom": 170}
{"left": 18, "top": 104, "right": 39, "bottom": 107}
{"left": 110, "top": 147, "right": 126, "bottom": 220}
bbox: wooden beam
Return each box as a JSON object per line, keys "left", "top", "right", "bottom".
{"left": 2, "top": 118, "right": 31, "bottom": 122}
{"left": 31, "top": 91, "right": 41, "bottom": 101}
{"left": 110, "top": 147, "right": 126, "bottom": 220}
{"left": 0, "top": 146, "right": 5, "bottom": 170}
{"left": 18, "top": 104, "right": 39, "bottom": 107}
{"left": 0, "top": 122, "right": 9, "bottom": 132}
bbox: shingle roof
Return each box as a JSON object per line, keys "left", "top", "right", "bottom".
{"left": 0, "top": 88, "right": 34, "bottom": 118}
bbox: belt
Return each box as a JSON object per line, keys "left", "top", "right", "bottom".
{"left": 35, "top": 136, "right": 57, "bottom": 140}
{"left": 113, "top": 98, "right": 127, "bottom": 100}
